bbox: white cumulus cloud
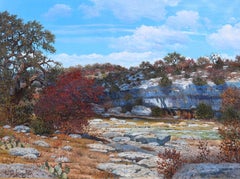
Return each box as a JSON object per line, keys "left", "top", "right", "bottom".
{"left": 166, "top": 10, "right": 199, "bottom": 30}
{"left": 44, "top": 4, "right": 72, "bottom": 19}
{"left": 208, "top": 23, "right": 240, "bottom": 50}
{"left": 112, "top": 25, "right": 188, "bottom": 52}
{"left": 79, "top": 0, "right": 180, "bottom": 21}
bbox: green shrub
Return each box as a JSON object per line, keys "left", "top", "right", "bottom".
{"left": 159, "top": 76, "right": 172, "bottom": 87}
{"left": 221, "top": 106, "right": 240, "bottom": 121}
{"left": 122, "top": 104, "right": 133, "bottom": 113}
{"left": 134, "top": 98, "right": 143, "bottom": 105}
{"left": 152, "top": 107, "right": 165, "bottom": 117}
{"left": 110, "top": 84, "right": 120, "bottom": 93}
{"left": 195, "top": 103, "right": 214, "bottom": 119}
{"left": 30, "top": 116, "right": 54, "bottom": 135}
{"left": 193, "top": 77, "right": 207, "bottom": 86}
{"left": 184, "top": 73, "right": 190, "bottom": 79}
{"left": 212, "top": 77, "right": 225, "bottom": 85}
{"left": 10, "top": 103, "right": 33, "bottom": 125}
{"left": 124, "top": 93, "right": 133, "bottom": 101}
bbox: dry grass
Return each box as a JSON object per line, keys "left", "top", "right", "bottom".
{"left": 0, "top": 128, "right": 114, "bottom": 179}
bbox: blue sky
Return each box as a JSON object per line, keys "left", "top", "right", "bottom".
{"left": 1, "top": 0, "right": 240, "bottom": 68}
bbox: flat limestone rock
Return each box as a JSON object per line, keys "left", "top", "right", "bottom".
{"left": 137, "top": 156, "right": 158, "bottom": 168}
{"left": 118, "top": 151, "right": 154, "bottom": 161}
{"left": 33, "top": 140, "right": 50, "bottom": 148}
{"left": 9, "top": 147, "right": 40, "bottom": 157}
{"left": 87, "top": 143, "right": 115, "bottom": 152}
{"left": 0, "top": 163, "right": 53, "bottom": 178}
{"left": 97, "top": 163, "right": 154, "bottom": 178}
{"left": 173, "top": 163, "right": 240, "bottom": 179}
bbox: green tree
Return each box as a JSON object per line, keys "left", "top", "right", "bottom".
{"left": 196, "top": 56, "right": 210, "bottom": 68}
{"left": 159, "top": 75, "right": 172, "bottom": 87}
{"left": 152, "top": 107, "right": 165, "bottom": 117}
{"left": 195, "top": 103, "right": 214, "bottom": 119}
{"left": 0, "top": 11, "right": 59, "bottom": 123}
{"left": 192, "top": 76, "right": 207, "bottom": 86}
{"left": 163, "top": 52, "right": 186, "bottom": 66}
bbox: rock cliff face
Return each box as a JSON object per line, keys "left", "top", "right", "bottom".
{"left": 107, "top": 80, "right": 240, "bottom": 112}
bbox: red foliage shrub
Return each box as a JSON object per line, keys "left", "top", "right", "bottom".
{"left": 221, "top": 88, "right": 240, "bottom": 111}
{"left": 196, "top": 140, "right": 210, "bottom": 162}
{"left": 158, "top": 148, "right": 183, "bottom": 179}
{"left": 218, "top": 120, "right": 240, "bottom": 162}
{"left": 34, "top": 70, "right": 103, "bottom": 134}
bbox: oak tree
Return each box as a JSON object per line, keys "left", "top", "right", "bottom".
{"left": 0, "top": 11, "right": 59, "bottom": 122}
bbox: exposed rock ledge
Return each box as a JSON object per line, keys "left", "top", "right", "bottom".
{"left": 0, "top": 164, "right": 53, "bottom": 178}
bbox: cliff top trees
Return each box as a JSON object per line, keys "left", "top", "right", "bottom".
{"left": 0, "top": 11, "right": 59, "bottom": 123}
{"left": 163, "top": 52, "right": 186, "bottom": 66}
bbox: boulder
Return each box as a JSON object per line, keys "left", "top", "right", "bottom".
{"left": 107, "top": 107, "right": 122, "bottom": 114}
{"left": 22, "top": 154, "right": 38, "bottom": 160}
{"left": 134, "top": 135, "right": 171, "bottom": 146}
{"left": 33, "top": 140, "right": 50, "bottom": 148}
{"left": 2, "top": 136, "right": 11, "bottom": 141}
{"left": 87, "top": 143, "right": 115, "bottom": 153}
{"left": 0, "top": 164, "right": 53, "bottom": 178}
{"left": 62, "top": 145, "right": 73, "bottom": 151}
{"left": 137, "top": 156, "right": 158, "bottom": 168}
{"left": 69, "top": 134, "right": 82, "bottom": 139}
{"left": 118, "top": 151, "right": 154, "bottom": 161}
{"left": 110, "top": 117, "right": 119, "bottom": 122}
{"left": 55, "top": 156, "right": 70, "bottom": 163}
{"left": 173, "top": 163, "right": 240, "bottom": 179}
{"left": 131, "top": 105, "right": 152, "bottom": 116}
{"left": 102, "top": 131, "right": 123, "bottom": 139}
{"left": 112, "top": 136, "right": 131, "bottom": 143}
{"left": 156, "top": 135, "right": 171, "bottom": 145}
{"left": 3, "top": 125, "right": 11, "bottom": 129}
{"left": 13, "top": 125, "right": 30, "bottom": 133}
{"left": 124, "top": 132, "right": 150, "bottom": 140}
{"left": 135, "top": 136, "right": 158, "bottom": 144}
{"left": 108, "top": 143, "right": 150, "bottom": 153}
{"left": 9, "top": 147, "right": 40, "bottom": 157}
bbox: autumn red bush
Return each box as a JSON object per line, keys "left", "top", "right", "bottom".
{"left": 157, "top": 148, "right": 183, "bottom": 179}
{"left": 218, "top": 120, "right": 240, "bottom": 162}
{"left": 34, "top": 69, "right": 103, "bottom": 134}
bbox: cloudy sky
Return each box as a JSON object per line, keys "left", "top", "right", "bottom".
{"left": 1, "top": 0, "right": 240, "bottom": 67}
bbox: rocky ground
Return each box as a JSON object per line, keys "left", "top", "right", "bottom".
{"left": 87, "top": 118, "right": 222, "bottom": 178}
{"left": 0, "top": 117, "right": 239, "bottom": 178}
